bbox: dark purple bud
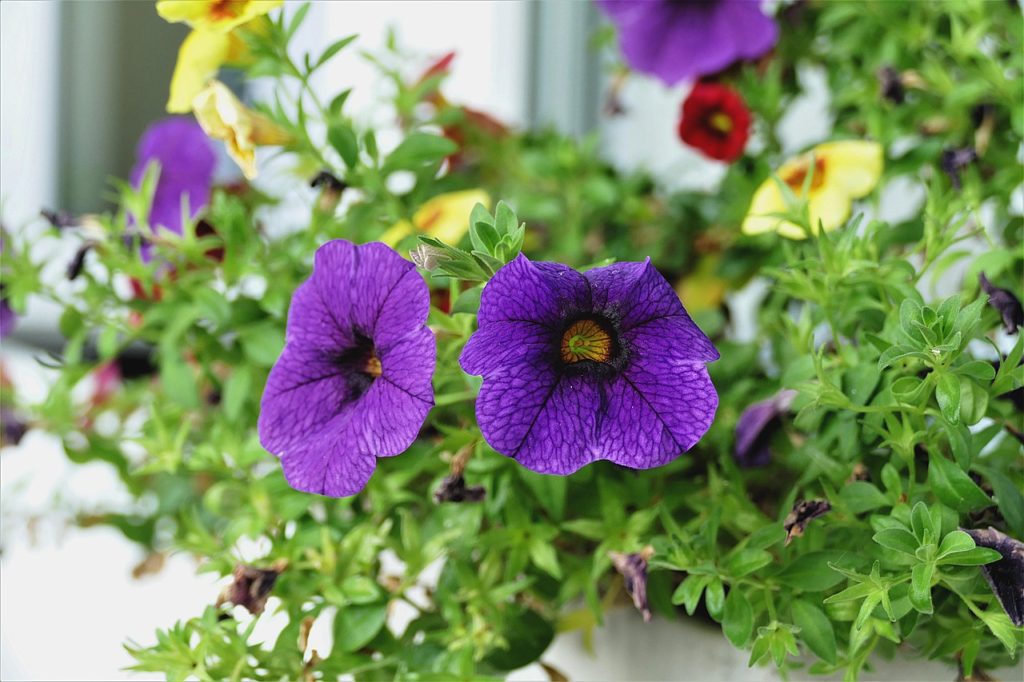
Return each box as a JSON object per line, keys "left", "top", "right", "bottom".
{"left": 876, "top": 66, "right": 905, "bottom": 104}
{"left": 0, "top": 296, "right": 15, "bottom": 339}
{"left": 310, "top": 170, "right": 347, "bottom": 214}
{"left": 66, "top": 242, "right": 95, "bottom": 281}
{"left": 940, "top": 147, "right": 977, "bottom": 190}
{"left": 783, "top": 499, "right": 831, "bottom": 546}
{"left": 40, "top": 208, "right": 78, "bottom": 229}
{"left": 1, "top": 406, "right": 28, "bottom": 447}
{"left": 979, "top": 273, "right": 1023, "bottom": 334}
{"left": 734, "top": 389, "right": 797, "bottom": 468}
{"left": 217, "top": 560, "right": 288, "bottom": 616}
{"left": 609, "top": 546, "right": 654, "bottom": 623}
{"left": 963, "top": 527, "right": 1024, "bottom": 626}
{"left": 434, "top": 474, "right": 485, "bottom": 503}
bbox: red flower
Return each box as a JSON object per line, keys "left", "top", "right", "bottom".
{"left": 677, "top": 82, "right": 751, "bottom": 162}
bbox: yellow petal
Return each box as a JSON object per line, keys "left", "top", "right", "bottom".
{"left": 676, "top": 256, "right": 727, "bottom": 313}
{"left": 741, "top": 178, "right": 788, "bottom": 236}
{"left": 157, "top": 0, "right": 282, "bottom": 33}
{"left": 380, "top": 220, "right": 415, "bottom": 248}
{"left": 413, "top": 190, "right": 491, "bottom": 244}
{"left": 192, "top": 80, "right": 291, "bottom": 179}
{"left": 807, "top": 185, "right": 853, "bottom": 233}
{"left": 167, "top": 30, "right": 230, "bottom": 113}
{"left": 815, "top": 140, "right": 883, "bottom": 197}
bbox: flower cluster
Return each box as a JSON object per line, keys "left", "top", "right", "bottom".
{"left": 259, "top": 239, "right": 719, "bottom": 495}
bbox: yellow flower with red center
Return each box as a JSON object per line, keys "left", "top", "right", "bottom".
{"left": 157, "top": 0, "right": 281, "bottom": 113}
{"left": 380, "top": 190, "right": 491, "bottom": 247}
{"left": 742, "top": 141, "right": 883, "bottom": 240}
{"left": 192, "top": 80, "right": 292, "bottom": 179}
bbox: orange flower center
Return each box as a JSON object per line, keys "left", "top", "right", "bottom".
{"left": 782, "top": 156, "right": 827, "bottom": 192}
{"left": 363, "top": 354, "right": 382, "bottom": 378}
{"left": 561, "top": 319, "right": 613, "bottom": 364}
{"left": 208, "top": 0, "right": 245, "bottom": 21}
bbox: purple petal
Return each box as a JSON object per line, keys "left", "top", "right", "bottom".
{"left": 734, "top": 389, "right": 797, "bottom": 467}
{"left": 130, "top": 117, "right": 216, "bottom": 256}
{"left": 0, "top": 298, "right": 15, "bottom": 339}
{"left": 619, "top": 360, "right": 718, "bottom": 459}
{"left": 257, "top": 345, "right": 354, "bottom": 454}
{"left": 354, "top": 243, "right": 432, "bottom": 348}
{"left": 597, "top": 0, "right": 777, "bottom": 86}
{"left": 589, "top": 260, "right": 718, "bottom": 361}
{"left": 460, "top": 319, "right": 555, "bottom": 377}
{"left": 476, "top": 254, "right": 589, "bottom": 327}
{"left": 279, "top": 370, "right": 433, "bottom": 496}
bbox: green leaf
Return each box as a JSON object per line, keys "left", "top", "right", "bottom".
{"left": 873, "top": 528, "right": 920, "bottom": 556}
{"left": 341, "top": 575, "right": 383, "bottom": 604}
{"left": 222, "top": 366, "right": 252, "bottom": 422}
{"left": 723, "top": 588, "right": 754, "bottom": 647}
{"left": 935, "top": 371, "right": 961, "bottom": 424}
{"left": 315, "top": 34, "right": 358, "bottom": 69}
{"left": 483, "top": 606, "right": 554, "bottom": 671}
{"left": 725, "top": 549, "right": 773, "bottom": 578}
{"left": 955, "top": 360, "right": 996, "bottom": 381}
{"left": 528, "top": 539, "right": 561, "bottom": 579}
{"left": 672, "top": 574, "right": 710, "bottom": 615}
{"left": 957, "top": 376, "right": 988, "bottom": 426}
{"left": 776, "top": 552, "right": 848, "bottom": 592}
{"left": 841, "top": 481, "right": 890, "bottom": 514}
{"left": 909, "top": 563, "right": 934, "bottom": 614}
{"left": 328, "top": 123, "right": 359, "bottom": 168}
{"left": 333, "top": 603, "right": 387, "bottom": 652}
{"left": 705, "top": 578, "right": 725, "bottom": 621}
{"left": 928, "top": 455, "right": 991, "bottom": 512}
{"left": 978, "top": 466, "right": 1024, "bottom": 537}
{"left": 284, "top": 2, "right": 311, "bottom": 41}
{"left": 791, "top": 600, "right": 837, "bottom": 665}
{"left": 239, "top": 322, "right": 285, "bottom": 367}
{"left": 936, "top": 530, "right": 975, "bottom": 559}
{"left": 382, "top": 133, "right": 457, "bottom": 173}
{"left": 937, "top": 547, "right": 1002, "bottom": 565}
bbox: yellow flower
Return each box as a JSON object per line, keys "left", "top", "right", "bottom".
{"left": 380, "top": 190, "right": 492, "bottom": 247}
{"left": 157, "top": 0, "right": 281, "bottom": 113}
{"left": 192, "top": 80, "right": 292, "bottom": 179}
{"left": 742, "top": 140, "right": 883, "bottom": 240}
{"left": 157, "top": 0, "right": 280, "bottom": 32}
{"left": 676, "top": 255, "right": 727, "bottom": 314}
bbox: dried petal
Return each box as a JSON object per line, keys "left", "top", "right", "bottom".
{"left": 433, "top": 474, "right": 486, "bottom": 503}
{"left": 876, "top": 65, "right": 905, "bottom": 104}
{"left": 609, "top": 546, "right": 655, "bottom": 623}
{"left": 218, "top": 560, "right": 288, "bottom": 616}
{"left": 783, "top": 499, "right": 831, "bottom": 545}
{"left": 963, "top": 527, "right": 1024, "bottom": 626}
{"left": 979, "top": 273, "right": 1023, "bottom": 334}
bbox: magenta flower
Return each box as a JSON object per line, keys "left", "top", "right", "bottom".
{"left": 461, "top": 255, "right": 718, "bottom": 474}
{"left": 596, "top": 0, "right": 778, "bottom": 86}
{"left": 129, "top": 117, "right": 216, "bottom": 261}
{"left": 258, "top": 240, "right": 435, "bottom": 497}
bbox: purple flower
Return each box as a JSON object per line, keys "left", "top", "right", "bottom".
{"left": 461, "top": 255, "right": 718, "bottom": 474}
{"left": 596, "top": 0, "right": 778, "bottom": 86}
{"left": 129, "top": 117, "right": 216, "bottom": 261}
{"left": 258, "top": 240, "right": 436, "bottom": 497}
{"left": 734, "top": 389, "right": 797, "bottom": 467}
